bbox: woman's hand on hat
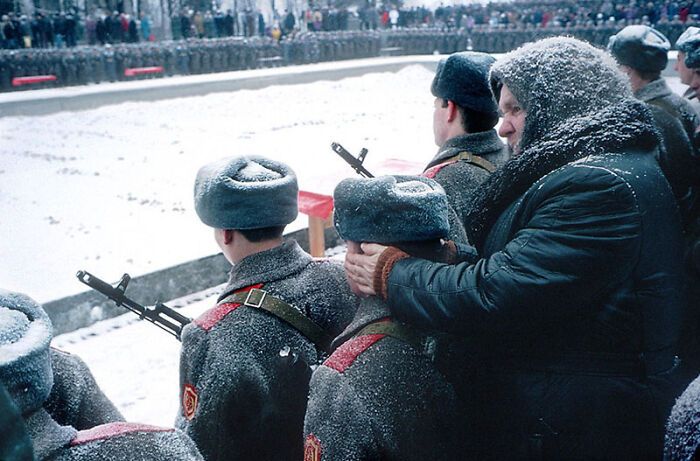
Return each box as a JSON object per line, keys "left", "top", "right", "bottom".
{"left": 344, "top": 243, "right": 387, "bottom": 297}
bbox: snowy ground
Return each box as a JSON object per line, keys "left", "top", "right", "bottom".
{"left": 1, "top": 64, "right": 438, "bottom": 304}
{"left": 3, "top": 65, "right": 689, "bottom": 427}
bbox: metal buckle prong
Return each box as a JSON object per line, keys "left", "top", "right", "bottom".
{"left": 244, "top": 288, "right": 267, "bottom": 308}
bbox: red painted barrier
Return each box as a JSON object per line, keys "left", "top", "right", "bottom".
{"left": 124, "top": 66, "right": 164, "bottom": 77}
{"left": 12, "top": 75, "right": 57, "bottom": 87}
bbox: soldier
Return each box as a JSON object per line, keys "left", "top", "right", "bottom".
{"left": 424, "top": 51, "right": 509, "bottom": 243}
{"left": 0, "top": 290, "right": 203, "bottom": 461}
{"left": 176, "top": 155, "right": 357, "bottom": 461}
{"left": 676, "top": 27, "right": 700, "bottom": 114}
{"left": 304, "top": 175, "right": 469, "bottom": 460}
{"left": 609, "top": 25, "right": 699, "bottom": 213}
{"left": 609, "top": 25, "right": 699, "bottom": 139}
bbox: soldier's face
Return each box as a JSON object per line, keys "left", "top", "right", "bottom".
{"left": 497, "top": 85, "right": 526, "bottom": 154}
{"left": 432, "top": 97, "right": 450, "bottom": 147}
{"left": 690, "top": 68, "right": 700, "bottom": 99}
{"left": 677, "top": 51, "right": 694, "bottom": 85}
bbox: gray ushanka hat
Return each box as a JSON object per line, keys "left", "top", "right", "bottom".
{"left": 431, "top": 51, "right": 498, "bottom": 115}
{"left": 194, "top": 155, "right": 299, "bottom": 230}
{"left": 678, "top": 27, "right": 700, "bottom": 68}
{"left": 0, "top": 290, "right": 54, "bottom": 415}
{"left": 333, "top": 175, "right": 449, "bottom": 244}
{"left": 608, "top": 25, "right": 670, "bottom": 73}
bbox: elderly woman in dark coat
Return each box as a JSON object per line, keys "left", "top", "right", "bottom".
{"left": 346, "top": 37, "right": 690, "bottom": 459}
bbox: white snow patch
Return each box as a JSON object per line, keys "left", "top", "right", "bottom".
{"left": 1, "top": 64, "right": 437, "bottom": 303}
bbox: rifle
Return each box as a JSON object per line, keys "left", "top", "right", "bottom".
{"left": 76, "top": 270, "right": 192, "bottom": 341}
{"left": 331, "top": 142, "right": 374, "bottom": 178}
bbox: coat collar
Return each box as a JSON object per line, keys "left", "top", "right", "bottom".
{"left": 464, "top": 99, "right": 660, "bottom": 251}
{"left": 26, "top": 409, "right": 77, "bottom": 460}
{"left": 634, "top": 78, "right": 673, "bottom": 103}
{"left": 331, "top": 297, "right": 391, "bottom": 349}
{"left": 218, "top": 239, "right": 312, "bottom": 301}
{"left": 426, "top": 130, "right": 506, "bottom": 169}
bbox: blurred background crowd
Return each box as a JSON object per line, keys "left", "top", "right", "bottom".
{"left": 1, "top": 0, "right": 699, "bottom": 92}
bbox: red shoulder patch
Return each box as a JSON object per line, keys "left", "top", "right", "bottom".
{"left": 194, "top": 283, "right": 264, "bottom": 331}
{"left": 182, "top": 383, "right": 198, "bottom": 421}
{"left": 323, "top": 334, "right": 385, "bottom": 373}
{"left": 70, "top": 422, "right": 173, "bottom": 446}
{"left": 423, "top": 160, "right": 457, "bottom": 179}
{"left": 304, "top": 433, "right": 322, "bottom": 461}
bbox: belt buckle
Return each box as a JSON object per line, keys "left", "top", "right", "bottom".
{"left": 244, "top": 288, "right": 267, "bottom": 308}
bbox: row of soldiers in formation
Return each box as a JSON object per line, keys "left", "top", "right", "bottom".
{"left": 8, "top": 24, "right": 700, "bottom": 461}
{"left": 2, "top": 20, "right": 700, "bottom": 93}
{"left": 0, "top": 31, "right": 381, "bottom": 92}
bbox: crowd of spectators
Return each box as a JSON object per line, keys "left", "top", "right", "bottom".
{"left": 5, "top": 0, "right": 700, "bottom": 50}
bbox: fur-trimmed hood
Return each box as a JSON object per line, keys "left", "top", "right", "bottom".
{"left": 465, "top": 98, "right": 661, "bottom": 250}
{"left": 490, "top": 37, "right": 632, "bottom": 151}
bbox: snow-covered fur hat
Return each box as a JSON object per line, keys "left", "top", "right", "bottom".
{"left": 431, "top": 51, "right": 498, "bottom": 115}
{"left": 665, "top": 374, "right": 700, "bottom": 460}
{"left": 0, "top": 290, "right": 54, "bottom": 415}
{"left": 608, "top": 25, "right": 670, "bottom": 73}
{"left": 333, "top": 175, "right": 449, "bottom": 244}
{"left": 678, "top": 27, "right": 700, "bottom": 68}
{"left": 490, "top": 36, "right": 632, "bottom": 152}
{"left": 194, "top": 155, "right": 298, "bottom": 230}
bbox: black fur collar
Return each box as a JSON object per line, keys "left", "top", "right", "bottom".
{"left": 464, "top": 99, "right": 661, "bottom": 250}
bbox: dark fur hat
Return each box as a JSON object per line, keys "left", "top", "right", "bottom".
{"left": 0, "top": 290, "right": 54, "bottom": 415}
{"left": 608, "top": 25, "right": 670, "bottom": 73}
{"left": 333, "top": 175, "right": 449, "bottom": 244}
{"left": 431, "top": 51, "right": 498, "bottom": 114}
{"left": 194, "top": 155, "right": 298, "bottom": 230}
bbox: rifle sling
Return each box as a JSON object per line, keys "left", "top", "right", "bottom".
{"left": 355, "top": 320, "right": 426, "bottom": 353}
{"left": 222, "top": 288, "right": 333, "bottom": 353}
{"left": 444, "top": 150, "right": 496, "bottom": 173}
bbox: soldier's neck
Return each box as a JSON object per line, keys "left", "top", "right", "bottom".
{"left": 230, "top": 236, "right": 284, "bottom": 264}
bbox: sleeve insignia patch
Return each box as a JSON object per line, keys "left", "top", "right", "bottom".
{"left": 304, "top": 433, "right": 322, "bottom": 461}
{"left": 182, "top": 383, "right": 198, "bottom": 421}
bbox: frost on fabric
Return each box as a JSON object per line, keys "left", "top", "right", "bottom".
{"left": 0, "top": 307, "right": 30, "bottom": 346}
{"left": 235, "top": 161, "right": 283, "bottom": 182}
{"left": 490, "top": 36, "right": 632, "bottom": 150}
{"left": 393, "top": 180, "right": 434, "bottom": 196}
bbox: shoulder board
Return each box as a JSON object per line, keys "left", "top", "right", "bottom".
{"left": 323, "top": 334, "right": 385, "bottom": 373}
{"left": 194, "top": 283, "right": 264, "bottom": 332}
{"left": 423, "top": 160, "right": 457, "bottom": 179}
{"left": 70, "top": 422, "right": 173, "bottom": 446}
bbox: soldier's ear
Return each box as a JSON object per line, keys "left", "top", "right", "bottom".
{"left": 447, "top": 100, "right": 459, "bottom": 123}
{"left": 223, "top": 229, "right": 235, "bottom": 245}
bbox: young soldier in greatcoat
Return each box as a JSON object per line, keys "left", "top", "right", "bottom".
{"left": 304, "top": 175, "right": 467, "bottom": 460}
{"left": 176, "top": 155, "right": 357, "bottom": 461}
{"left": 424, "top": 51, "right": 509, "bottom": 243}
{"left": 347, "top": 37, "right": 689, "bottom": 459}
{"left": 675, "top": 27, "right": 700, "bottom": 114}
{"left": 609, "top": 25, "right": 699, "bottom": 138}
{"left": 609, "top": 26, "right": 700, "bottom": 210}
{"left": 0, "top": 290, "right": 203, "bottom": 461}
